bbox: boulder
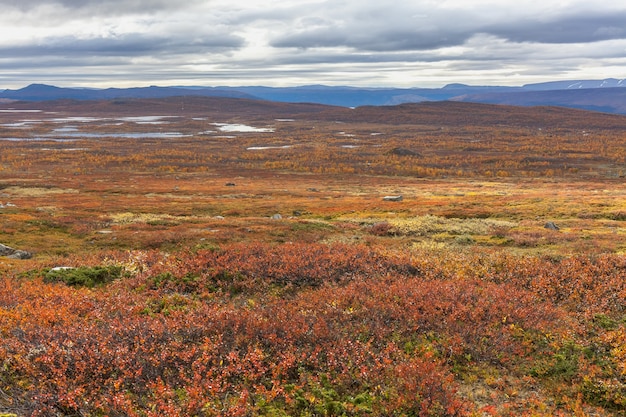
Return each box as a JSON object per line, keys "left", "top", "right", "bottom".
{"left": 0, "top": 244, "right": 15, "bottom": 256}
{"left": 8, "top": 250, "right": 32, "bottom": 260}
{"left": 383, "top": 195, "right": 403, "bottom": 202}
{"left": 271, "top": 213, "right": 283, "bottom": 220}
{"left": 0, "top": 243, "right": 32, "bottom": 259}
{"left": 544, "top": 221, "right": 560, "bottom": 231}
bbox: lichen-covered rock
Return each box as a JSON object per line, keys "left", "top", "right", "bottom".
{"left": 0, "top": 243, "right": 32, "bottom": 259}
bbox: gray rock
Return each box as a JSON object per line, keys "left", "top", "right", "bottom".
{"left": 271, "top": 213, "right": 283, "bottom": 220}
{"left": 0, "top": 244, "right": 14, "bottom": 256}
{"left": 544, "top": 222, "right": 560, "bottom": 231}
{"left": 8, "top": 250, "right": 32, "bottom": 260}
{"left": 383, "top": 195, "right": 403, "bottom": 202}
{"left": 0, "top": 243, "right": 32, "bottom": 259}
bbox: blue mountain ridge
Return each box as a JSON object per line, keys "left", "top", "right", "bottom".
{"left": 1, "top": 78, "right": 625, "bottom": 114}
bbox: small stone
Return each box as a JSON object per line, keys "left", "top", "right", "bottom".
{"left": 544, "top": 222, "right": 560, "bottom": 231}
{"left": 383, "top": 195, "right": 403, "bottom": 202}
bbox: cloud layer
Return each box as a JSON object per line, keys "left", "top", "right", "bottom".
{"left": 1, "top": 0, "right": 625, "bottom": 88}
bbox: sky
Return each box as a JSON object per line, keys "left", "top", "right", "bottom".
{"left": 1, "top": 0, "right": 626, "bottom": 89}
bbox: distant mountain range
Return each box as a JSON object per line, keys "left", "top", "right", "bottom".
{"left": 0, "top": 84, "right": 257, "bottom": 101}
{"left": 1, "top": 78, "right": 625, "bottom": 114}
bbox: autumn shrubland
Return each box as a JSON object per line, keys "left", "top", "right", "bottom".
{"left": 0, "top": 97, "right": 625, "bottom": 416}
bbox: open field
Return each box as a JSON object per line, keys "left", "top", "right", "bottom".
{"left": 0, "top": 97, "right": 625, "bottom": 416}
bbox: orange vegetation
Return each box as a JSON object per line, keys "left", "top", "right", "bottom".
{"left": 0, "top": 98, "right": 625, "bottom": 416}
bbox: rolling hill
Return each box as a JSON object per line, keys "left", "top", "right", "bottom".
{"left": 0, "top": 83, "right": 258, "bottom": 101}
{"left": 451, "top": 87, "right": 626, "bottom": 114}
{"left": 1, "top": 77, "right": 625, "bottom": 114}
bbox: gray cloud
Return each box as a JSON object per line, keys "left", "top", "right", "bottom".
{"left": 1, "top": 0, "right": 202, "bottom": 15}
{"left": 0, "top": 0, "right": 625, "bottom": 88}
{"left": 487, "top": 12, "right": 626, "bottom": 44}
{"left": 269, "top": 4, "right": 626, "bottom": 52}
{"left": 267, "top": 3, "right": 477, "bottom": 52}
{"left": 0, "top": 32, "right": 244, "bottom": 58}
{"left": 271, "top": 29, "right": 471, "bottom": 52}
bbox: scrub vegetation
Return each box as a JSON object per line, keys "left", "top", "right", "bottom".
{"left": 0, "top": 97, "right": 625, "bottom": 416}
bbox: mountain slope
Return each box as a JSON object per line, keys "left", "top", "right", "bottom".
{"left": 451, "top": 87, "right": 626, "bottom": 114}
{"left": 2, "top": 77, "right": 626, "bottom": 114}
{"left": 224, "top": 85, "right": 521, "bottom": 107}
{"left": 522, "top": 78, "right": 626, "bottom": 91}
{"left": 0, "top": 84, "right": 258, "bottom": 101}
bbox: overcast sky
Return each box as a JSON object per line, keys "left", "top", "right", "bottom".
{"left": 1, "top": 0, "right": 625, "bottom": 89}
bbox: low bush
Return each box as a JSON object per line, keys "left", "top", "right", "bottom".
{"left": 44, "top": 265, "right": 123, "bottom": 288}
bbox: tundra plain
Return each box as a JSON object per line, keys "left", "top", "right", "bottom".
{"left": 0, "top": 97, "right": 625, "bottom": 416}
